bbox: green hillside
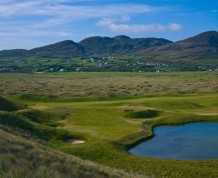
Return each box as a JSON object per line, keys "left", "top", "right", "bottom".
{"left": 0, "top": 31, "right": 217, "bottom": 73}
{"left": 0, "top": 96, "right": 26, "bottom": 111}
{"left": 0, "top": 128, "right": 143, "bottom": 178}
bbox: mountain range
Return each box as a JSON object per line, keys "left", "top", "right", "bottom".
{"left": 1, "top": 31, "right": 217, "bottom": 60}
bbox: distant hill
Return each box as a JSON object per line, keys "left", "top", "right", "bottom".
{"left": 79, "top": 36, "right": 171, "bottom": 56}
{"left": 0, "top": 49, "right": 28, "bottom": 58}
{"left": 1, "top": 31, "right": 217, "bottom": 60}
{"left": 0, "top": 31, "right": 217, "bottom": 59}
{"left": 0, "top": 31, "right": 217, "bottom": 72}
{"left": 29, "top": 40, "right": 85, "bottom": 58}
{"left": 144, "top": 31, "right": 218, "bottom": 61}
{"left": 0, "top": 36, "right": 172, "bottom": 58}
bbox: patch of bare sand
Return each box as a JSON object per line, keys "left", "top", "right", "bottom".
{"left": 68, "top": 139, "right": 85, "bottom": 144}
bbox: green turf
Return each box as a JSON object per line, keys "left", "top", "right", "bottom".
{"left": 0, "top": 72, "right": 218, "bottom": 178}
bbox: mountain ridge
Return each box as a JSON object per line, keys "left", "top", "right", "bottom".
{"left": 0, "top": 35, "right": 173, "bottom": 58}
{"left": 0, "top": 30, "right": 217, "bottom": 60}
{"left": 143, "top": 30, "right": 218, "bottom": 61}
{"left": 0, "top": 31, "right": 217, "bottom": 72}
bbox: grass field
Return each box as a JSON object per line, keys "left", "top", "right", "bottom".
{"left": 1, "top": 72, "right": 218, "bottom": 178}
{"left": 0, "top": 72, "right": 218, "bottom": 100}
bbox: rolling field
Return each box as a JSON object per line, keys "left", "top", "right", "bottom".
{"left": 1, "top": 72, "right": 218, "bottom": 178}
{"left": 0, "top": 72, "right": 218, "bottom": 100}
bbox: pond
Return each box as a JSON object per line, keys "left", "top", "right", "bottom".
{"left": 128, "top": 123, "right": 218, "bottom": 160}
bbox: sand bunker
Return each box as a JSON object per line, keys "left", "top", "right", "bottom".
{"left": 68, "top": 139, "right": 85, "bottom": 144}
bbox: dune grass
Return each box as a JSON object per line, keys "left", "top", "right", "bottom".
{"left": 0, "top": 96, "right": 26, "bottom": 111}
{"left": 0, "top": 128, "right": 145, "bottom": 178}
{"left": 0, "top": 72, "right": 218, "bottom": 178}
{"left": 0, "top": 72, "right": 218, "bottom": 101}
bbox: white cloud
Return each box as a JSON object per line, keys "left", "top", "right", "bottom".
{"left": 0, "top": 0, "right": 171, "bottom": 33}
{"left": 0, "top": 1, "right": 163, "bottom": 46}
{"left": 0, "top": 30, "right": 71, "bottom": 37}
{"left": 58, "top": 32, "right": 72, "bottom": 36}
{"left": 0, "top": 1, "right": 158, "bottom": 18}
{"left": 0, "top": 1, "right": 165, "bottom": 31}
{"left": 168, "top": 23, "right": 183, "bottom": 31}
{"left": 0, "top": 1, "right": 175, "bottom": 50}
{"left": 96, "top": 18, "right": 115, "bottom": 26}
{"left": 110, "top": 24, "right": 165, "bottom": 33}
{"left": 97, "top": 18, "right": 183, "bottom": 33}
{"left": 0, "top": 1, "right": 42, "bottom": 17}
{"left": 121, "top": 15, "right": 130, "bottom": 22}
{"left": 0, "top": 1, "right": 166, "bottom": 41}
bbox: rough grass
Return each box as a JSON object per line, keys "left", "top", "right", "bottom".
{"left": 18, "top": 107, "right": 69, "bottom": 126}
{"left": 0, "top": 72, "right": 218, "bottom": 101}
{"left": 0, "top": 111, "right": 80, "bottom": 142}
{"left": 0, "top": 128, "right": 145, "bottom": 178}
{"left": 0, "top": 96, "right": 26, "bottom": 111}
{"left": 0, "top": 72, "right": 218, "bottom": 178}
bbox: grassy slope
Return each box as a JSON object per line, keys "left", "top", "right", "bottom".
{"left": 0, "top": 96, "right": 26, "bottom": 111}
{"left": 0, "top": 72, "right": 218, "bottom": 178}
{"left": 0, "top": 128, "right": 144, "bottom": 178}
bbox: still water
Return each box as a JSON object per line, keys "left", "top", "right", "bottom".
{"left": 129, "top": 123, "right": 218, "bottom": 160}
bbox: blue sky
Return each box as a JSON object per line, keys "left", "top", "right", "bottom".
{"left": 0, "top": 0, "right": 217, "bottom": 50}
